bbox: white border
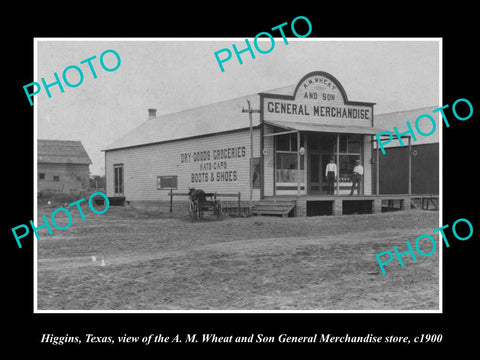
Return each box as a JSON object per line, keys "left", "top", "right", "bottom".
{"left": 33, "top": 41, "right": 38, "bottom": 312}
{"left": 438, "top": 39, "right": 443, "bottom": 313}
{"left": 33, "top": 37, "right": 442, "bottom": 314}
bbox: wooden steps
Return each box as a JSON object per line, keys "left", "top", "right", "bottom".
{"left": 251, "top": 200, "right": 296, "bottom": 218}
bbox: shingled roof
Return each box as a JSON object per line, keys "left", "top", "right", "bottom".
{"left": 38, "top": 139, "right": 92, "bottom": 164}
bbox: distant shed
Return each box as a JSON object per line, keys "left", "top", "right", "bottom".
{"left": 37, "top": 139, "right": 92, "bottom": 193}
{"left": 373, "top": 106, "right": 439, "bottom": 195}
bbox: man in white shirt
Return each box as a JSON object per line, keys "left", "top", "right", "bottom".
{"left": 325, "top": 158, "right": 337, "bottom": 195}
{"left": 350, "top": 159, "right": 364, "bottom": 195}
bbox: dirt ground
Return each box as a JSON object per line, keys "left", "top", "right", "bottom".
{"left": 36, "top": 203, "right": 440, "bottom": 311}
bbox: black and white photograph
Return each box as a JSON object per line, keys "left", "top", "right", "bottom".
{"left": 4, "top": 7, "right": 479, "bottom": 354}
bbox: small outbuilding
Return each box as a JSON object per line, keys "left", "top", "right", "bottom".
{"left": 37, "top": 139, "right": 92, "bottom": 194}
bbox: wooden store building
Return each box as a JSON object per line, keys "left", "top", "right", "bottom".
{"left": 104, "top": 71, "right": 418, "bottom": 216}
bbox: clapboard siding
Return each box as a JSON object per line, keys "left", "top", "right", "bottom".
{"left": 38, "top": 163, "right": 89, "bottom": 193}
{"left": 363, "top": 135, "right": 372, "bottom": 195}
{"left": 263, "top": 125, "right": 275, "bottom": 196}
{"left": 106, "top": 129, "right": 261, "bottom": 202}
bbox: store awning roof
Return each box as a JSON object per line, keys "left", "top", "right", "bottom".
{"left": 265, "top": 120, "right": 390, "bottom": 136}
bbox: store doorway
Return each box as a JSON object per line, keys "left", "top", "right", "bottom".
{"left": 307, "top": 133, "right": 336, "bottom": 195}
{"left": 309, "top": 153, "right": 333, "bottom": 194}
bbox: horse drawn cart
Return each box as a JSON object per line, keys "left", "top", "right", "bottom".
{"left": 188, "top": 188, "right": 223, "bottom": 221}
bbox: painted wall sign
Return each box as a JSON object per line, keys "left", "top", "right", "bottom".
{"left": 157, "top": 175, "right": 178, "bottom": 190}
{"left": 298, "top": 74, "right": 340, "bottom": 100}
{"left": 179, "top": 146, "right": 247, "bottom": 184}
{"left": 266, "top": 101, "right": 371, "bottom": 120}
{"left": 262, "top": 71, "right": 374, "bottom": 127}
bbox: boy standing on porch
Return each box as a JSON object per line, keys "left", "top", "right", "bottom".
{"left": 325, "top": 158, "right": 337, "bottom": 195}
{"left": 350, "top": 159, "right": 363, "bottom": 195}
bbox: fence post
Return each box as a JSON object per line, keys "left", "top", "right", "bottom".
{"left": 169, "top": 189, "right": 173, "bottom": 213}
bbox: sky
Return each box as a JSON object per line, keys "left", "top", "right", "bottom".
{"left": 36, "top": 39, "right": 440, "bottom": 175}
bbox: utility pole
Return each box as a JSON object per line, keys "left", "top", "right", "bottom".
{"left": 242, "top": 100, "right": 261, "bottom": 211}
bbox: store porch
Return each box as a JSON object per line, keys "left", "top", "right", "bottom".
{"left": 258, "top": 194, "right": 412, "bottom": 217}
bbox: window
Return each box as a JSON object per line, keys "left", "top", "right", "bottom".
{"left": 276, "top": 134, "right": 290, "bottom": 151}
{"left": 114, "top": 164, "right": 124, "bottom": 195}
{"left": 276, "top": 153, "right": 305, "bottom": 183}
{"left": 339, "top": 135, "right": 348, "bottom": 153}
{"left": 338, "top": 155, "right": 361, "bottom": 182}
{"left": 338, "top": 135, "right": 361, "bottom": 154}
{"left": 275, "top": 133, "right": 305, "bottom": 185}
{"left": 53, "top": 176, "right": 59, "bottom": 182}
{"left": 275, "top": 133, "right": 304, "bottom": 152}
{"left": 348, "top": 135, "right": 361, "bottom": 153}
{"left": 291, "top": 133, "right": 297, "bottom": 150}
{"left": 334, "top": 135, "right": 362, "bottom": 183}
{"left": 39, "top": 173, "right": 45, "bottom": 180}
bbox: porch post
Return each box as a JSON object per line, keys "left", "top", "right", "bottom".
{"left": 376, "top": 137, "right": 380, "bottom": 195}
{"left": 304, "top": 134, "right": 308, "bottom": 194}
{"left": 241, "top": 100, "right": 260, "bottom": 210}
{"left": 361, "top": 135, "right": 364, "bottom": 195}
{"left": 336, "top": 134, "right": 340, "bottom": 195}
{"left": 408, "top": 136, "right": 412, "bottom": 195}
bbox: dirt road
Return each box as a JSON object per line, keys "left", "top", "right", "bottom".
{"left": 37, "top": 207, "right": 439, "bottom": 311}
